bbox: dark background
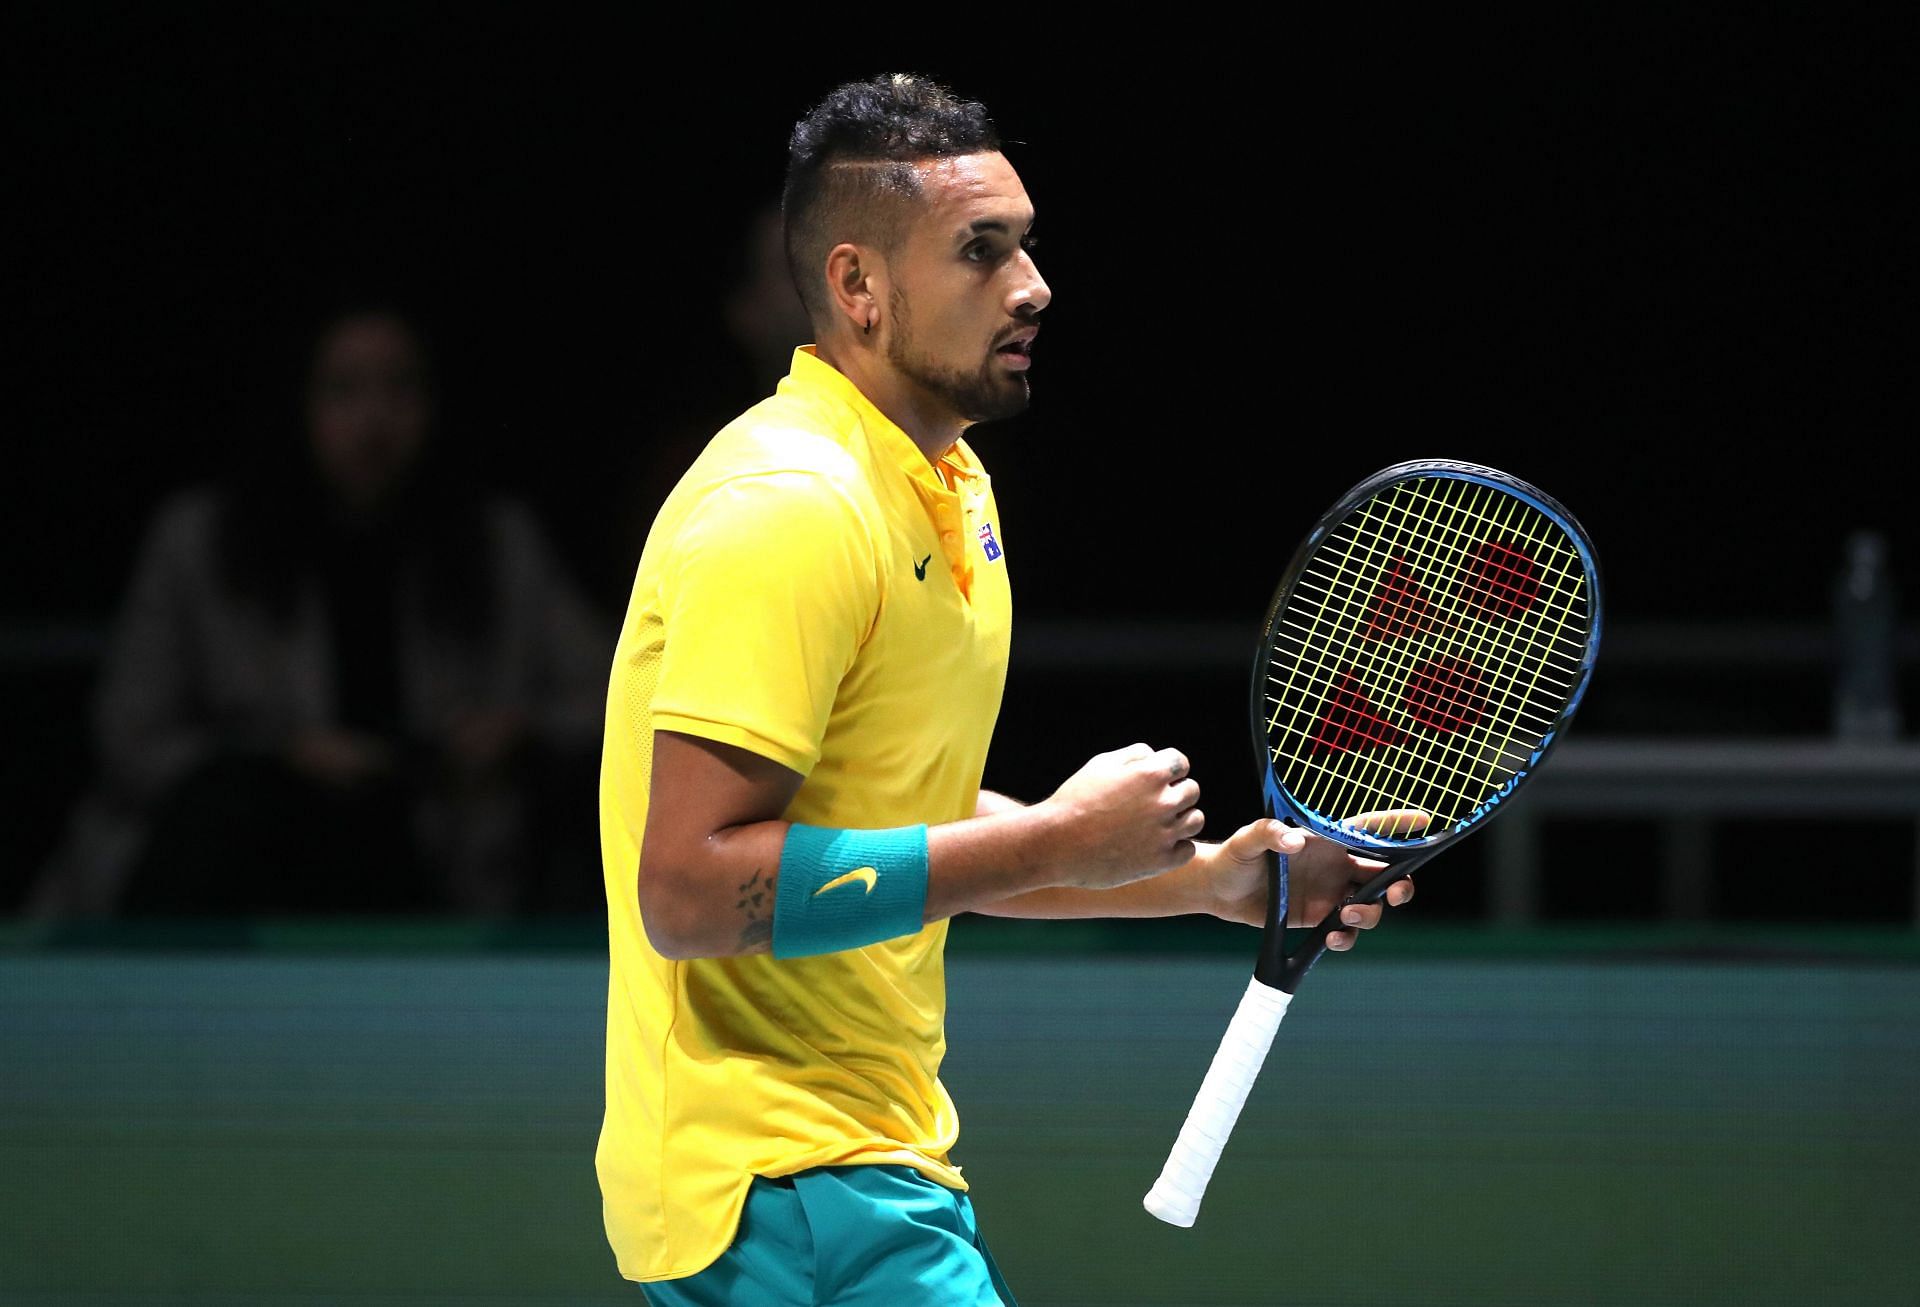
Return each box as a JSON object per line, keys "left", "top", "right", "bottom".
{"left": 5, "top": 14, "right": 1918, "bottom": 1306}
{"left": 5, "top": 9, "right": 1916, "bottom": 910}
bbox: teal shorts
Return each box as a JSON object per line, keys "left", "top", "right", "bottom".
{"left": 639, "top": 1164, "right": 1019, "bottom": 1307}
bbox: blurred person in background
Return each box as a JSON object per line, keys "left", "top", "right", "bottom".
{"left": 30, "top": 303, "right": 609, "bottom": 918}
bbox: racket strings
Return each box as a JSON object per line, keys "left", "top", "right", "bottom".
{"left": 1265, "top": 475, "right": 1592, "bottom": 827}
{"left": 1300, "top": 478, "right": 1583, "bottom": 820}
{"left": 1287, "top": 559, "right": 1585, "bottom": 682}
{"left": 1273, "top": 479, "right": 1559, "bottom": 799}
{"left": 1272, "top": 491, "right": 1585, "bottom": 733}
{"left": 1292, "top": 479, "right": 1580, "bottom": 748}
{"left": 1305, "top": 480, "right": 1586, "bottom": 821}
{"left": 1288, "top": 490, "right": 1588, "bottom": 688}
{"left": 1271, "top": 523, "right": 1584, "bottom": 762}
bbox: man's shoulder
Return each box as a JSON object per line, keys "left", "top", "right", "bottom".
{"left": 704, "top": 391, "right": 871, "bottom": 491}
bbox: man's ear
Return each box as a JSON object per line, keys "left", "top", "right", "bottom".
{"left": 824, "top": 242, "right": 884, "bottom": 338}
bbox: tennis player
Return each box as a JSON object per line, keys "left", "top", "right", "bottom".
{"left": 598, "top": 73, "right": 1415, "bottom": 1306}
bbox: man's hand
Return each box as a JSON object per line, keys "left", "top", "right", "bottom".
{"left": 1033, "top": 743, "right": 1204, "bottom": 890}
{"left": 1199, "top": 812, "right": 1427, "bottom": 950}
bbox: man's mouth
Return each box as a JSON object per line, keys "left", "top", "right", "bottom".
{"left": 995, "top": 327, "right": 1038, "bottom": 370}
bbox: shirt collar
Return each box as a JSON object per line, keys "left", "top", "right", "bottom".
{"left": 779, "top": 347, "right": 985, "bottom": 501}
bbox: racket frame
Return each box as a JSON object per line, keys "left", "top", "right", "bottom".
{"left": 1248, "top": 458, "right": 1603, "bottom": 992}
{"left": 1147, "top": 459, "right": 1602, "bottom": 1228}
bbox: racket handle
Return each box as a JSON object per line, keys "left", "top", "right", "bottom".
{"left": 1143, "top": 975, "right": 1293, "bottom": 1227}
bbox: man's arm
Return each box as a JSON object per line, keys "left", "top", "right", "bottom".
{"left": 969, "top": 788, "right": 1213, "bottom": 918}
{"left": 636, "top": 734, "right": 1207, "bottom": 960}
{"left": 969, "top": 789, "right": 1417, "bottom": 946}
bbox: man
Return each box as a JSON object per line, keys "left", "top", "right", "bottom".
{"left": 598, "top": 74, "right": 1413, "bottom": 1305}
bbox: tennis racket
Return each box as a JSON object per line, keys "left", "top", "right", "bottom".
{"left": 1142, "top": 458, "right": 1602, "bottom": 1227}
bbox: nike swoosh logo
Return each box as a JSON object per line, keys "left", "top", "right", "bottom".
{"left": 814, "top": 866, "right": 878, "bottom": 897}
{"left": 914, "top": 554, "right": 932, "bottom": 581}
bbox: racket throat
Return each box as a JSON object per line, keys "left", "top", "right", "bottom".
{"left": 1253, "top": 846, "right": 1435, "bottom": 995}
{"left": 1253, "top": 848, "right": 1300, "bottom": 993}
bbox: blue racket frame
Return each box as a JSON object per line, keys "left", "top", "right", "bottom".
{"left": 1250, "top": 459, "right": 1603, "bottom": 993}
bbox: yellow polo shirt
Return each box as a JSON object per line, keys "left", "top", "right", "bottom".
{"left": 596, "top": 347, "right": 1013, "bottom": 1282}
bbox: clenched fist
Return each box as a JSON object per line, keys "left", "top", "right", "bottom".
{"left": 1036, "top": 743, "right": 1204, "bottom": 890}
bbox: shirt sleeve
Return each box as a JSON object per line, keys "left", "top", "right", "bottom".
{"left": 651, "top": 470, "right": 881, "bottom": 775}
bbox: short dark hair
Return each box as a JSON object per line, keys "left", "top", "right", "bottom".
{"left": 782, "top": 73, "right": 1001, "bottom": 320}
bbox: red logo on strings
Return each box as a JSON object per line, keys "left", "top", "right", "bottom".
{"left": 1462, "top": 541, "right": 1541, "bottom": 621}
{"left": 1362, "top": 556, "right": 1432, "bottom": 641}
{"left": 1402, "top": 658, "right": 1487, "bottom": 735}
{"left": 1305, "top": 544, "right": 1516, "bottom": 756}
{"left": 1309, "top": 672, "right": 1409, "bottom": 754}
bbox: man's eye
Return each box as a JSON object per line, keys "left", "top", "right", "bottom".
{"left": 1020, "top": 235, "right": 1040, "bottom": 253}
{"left": 963, "top": 242, "right": 991, "bottom": 263}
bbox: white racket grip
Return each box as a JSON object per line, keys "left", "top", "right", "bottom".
{"left": 1142, "top": 975, "right": 1293, "bottom": 1227}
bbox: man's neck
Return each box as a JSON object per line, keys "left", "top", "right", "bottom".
{"left": 815, "top": 340, "right": 964, "bottom": 466}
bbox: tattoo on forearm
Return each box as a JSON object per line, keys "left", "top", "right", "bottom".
{"left": 736, "top": 867, "right": 774, "bottom": 949}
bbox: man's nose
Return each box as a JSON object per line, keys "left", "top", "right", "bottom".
{"left": 1012, "top": 261, "right": 1051, "bottom": 317}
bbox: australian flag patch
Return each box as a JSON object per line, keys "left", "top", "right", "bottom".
{"left": 977, "top": 522, "right": 1003, "bottom": 562}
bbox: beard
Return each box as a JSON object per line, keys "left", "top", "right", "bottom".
{"left": 885, "top": 287, "right": 1031, "bottom": 424}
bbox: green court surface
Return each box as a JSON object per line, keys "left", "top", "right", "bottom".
{"left": 1, "top": 931, "right": 1915, "bottom": 1305}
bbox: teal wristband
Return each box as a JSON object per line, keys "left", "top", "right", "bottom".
{"left": 772, "top": 824, "right": 930, "bottom": 959}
